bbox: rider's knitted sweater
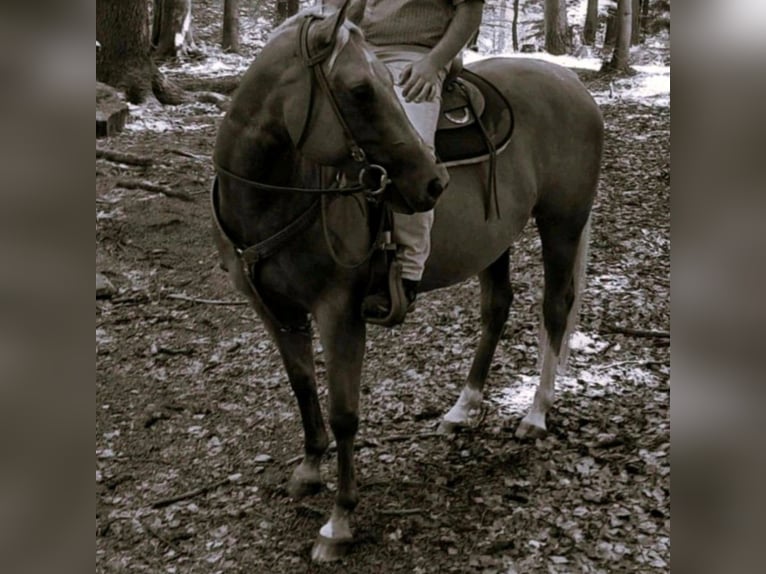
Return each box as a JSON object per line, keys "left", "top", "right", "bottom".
{"left": 360, "top": 0, "right": 475, "bottom": 49}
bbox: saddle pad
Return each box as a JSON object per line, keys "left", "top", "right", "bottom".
{"left": 435, "top": 68, "right": 514, "bottom": 166}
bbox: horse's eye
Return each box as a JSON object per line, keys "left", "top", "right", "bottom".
{"left": 350, "top": 84, "right": 373, "bottom": 101}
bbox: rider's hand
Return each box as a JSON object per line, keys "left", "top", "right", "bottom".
{"left": 398, "top": 56, "right": 441, "bottom": 103}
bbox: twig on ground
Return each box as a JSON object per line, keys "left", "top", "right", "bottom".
{"left": 166, "top": 293, "right": 247, "bottom": 306}
{"left": 342, "top": 432, "right": 444, "bottom": 450}
{"left": 378, "top": 508, "right": 423, "bottom": 516}
{"left": 284, "top": 454, "right": 304, "bottom": 466}
{"left": 284, "top": 432, "right": 445, "bottom": 466}
{"left": 379, "top": 431, "right": 445, "bottom": 443}
{"left": 97, "top": 147, "right": 153, "bottom": 167}
{"left": 114, "top": 178, "right": 193, "bottom": 202}
{"left": 142, "top": 521, "right": 184, "bottom": 556}
{"left": 602, "top": 323, "right": 670, "bottom": 339}
{"left": 150, "top": 477, "right": 232, "bottom": 509}
{"left": 165, "top": 147, "right": 209, "bottom": 161}
{"left": 589, "top": 359, "right": 667, "bottom": 372}
{"left": 297, "top": 503, "right": 325, "bottom": 517}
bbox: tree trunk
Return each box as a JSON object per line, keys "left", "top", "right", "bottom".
{"left": 631, "top": 0, "right": 641, "bottom": 44}
{"left": 97, "top": 0, "right": 156, "bottom": 103}
{"left": 605, "top": 5, "right": 617, "bottom": 46}
{"left": 152, "top": 0, "right": 196, "bottom": 58}
{"left": 97, "top": 0, "right": 185, "bottom": 104}
{"left": 512, "top": 0, "right": 520, "bottom": 52}
{"left": 584, "top": 0, "right": 598, "bottom": 45}
{"left": 276, "top": 0, "right": 300, "bottom": 24}
{"left": 544, "top": 0, "right": 569, "bottom": 55}
{"left": 223, "top": 0, "right": 240, "bottom": 53}
{"left": 641, "top": 0, "right": 650, "bottom": 35}
{"left": 606, "top": 0, "right": 633, "bottom": 72}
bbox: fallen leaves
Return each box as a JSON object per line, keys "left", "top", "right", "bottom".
{"left": 96, "top": 40, "right": 669, "bottom": 574}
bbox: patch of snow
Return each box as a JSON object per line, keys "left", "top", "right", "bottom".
{"left": 464, "top": 49, "right": 602, "bottom": 72}
{"left": 569, "top": 331, "right": 611, "bottom": 355}
{"left": 465, "top": 49, "right": 670, "bottom": 108}
{"left": 490, "top": 374, "right": 582, "bottom": 415}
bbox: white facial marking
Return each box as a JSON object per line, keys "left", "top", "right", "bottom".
{"left": 325, "top": 26, "right": 351, "bottom": 73}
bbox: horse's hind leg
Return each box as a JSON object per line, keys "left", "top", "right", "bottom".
{"left": 270, "top": 325, "right": 330, "bottom": 498}
{"left": 439, "top": 250, "right": 513, "bottom": 433}
{"left": 516, "top": 212, "right": 590, "bottom": 439}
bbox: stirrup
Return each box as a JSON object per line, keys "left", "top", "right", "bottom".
{"left": 363, "top": 261, "right": 409, "bottom": 327}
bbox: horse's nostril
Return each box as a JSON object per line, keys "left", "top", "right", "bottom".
{"left": 428, "top": 178, "right": 444, "bottom": 199}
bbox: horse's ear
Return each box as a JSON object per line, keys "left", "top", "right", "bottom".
{"left": 310, "top": 0, "right": 351, "bottom": 51}
{"left": 347, "top": 0, "right": 366, "bottom": 25}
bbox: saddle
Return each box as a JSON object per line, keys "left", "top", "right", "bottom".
{"left": 435, "top": 67, "right": 514, "bottom": 167}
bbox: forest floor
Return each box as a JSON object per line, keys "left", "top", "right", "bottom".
{"left": 96, "top": 3, "right": 670, "bottom": 573}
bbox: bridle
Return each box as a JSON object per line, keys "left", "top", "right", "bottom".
{"left": 213, "top": 13, "right": 390, "bottom": 200}
{"left": 212, "top": 9, "right": 396, "bottom": 316}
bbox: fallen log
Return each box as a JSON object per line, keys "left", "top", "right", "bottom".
{"left": 97, "top": 147, "right": 153, "bottom": 167}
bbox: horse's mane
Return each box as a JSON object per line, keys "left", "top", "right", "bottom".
{"left": 270, "top": 6, "right": 364, "bottom": 41}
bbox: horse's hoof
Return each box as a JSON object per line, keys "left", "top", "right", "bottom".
{"left": 287, "top": 461, "right": 322, "bottom": 499}
{"left": 515, "top": 419, "right": 547, "bottom": 440}
{"left": 310, "top": 534, "right": 352, "bottom": 562}
{"left": 286, "top": 477, "right": 322, "bottom": 499}
{"left": 437, "top": 420, "right": 463, "bottom": 434}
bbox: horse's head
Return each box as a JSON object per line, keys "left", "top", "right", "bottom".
{"left": 276, "top": 0, "right": 449, "bottom": 213}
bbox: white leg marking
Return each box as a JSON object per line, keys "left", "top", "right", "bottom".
{"left": 517, "top": 336, "right": 557, "bottom": 437}
{"left": 443, "top": 387, "right": 483, "bottom": 425}
{"left": 318, "top": 508, "right": 352, "bottom": 541}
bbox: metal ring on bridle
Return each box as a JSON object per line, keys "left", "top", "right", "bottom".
{"left": 358, "top": 164, "right": 390, "bottom": 197}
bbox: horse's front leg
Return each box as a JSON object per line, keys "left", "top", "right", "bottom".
{"left": 270, "top": 325, "right": 330, "bottom": 498}
{"left": 310, "top": 296, "right": 365, "bottom": 562}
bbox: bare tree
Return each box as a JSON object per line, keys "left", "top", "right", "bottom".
{"left": 223, "top": 0, "right": 240, "bottom": 53}
{"left": 152, "top": 0, "right": 197, "bottom": 58}
{"left": 544, "top": 0, "right": 569, "bottom": 55}
{"left": 604, "top": 0, "right": 633, "bottom": 73}
{"left": 512, "top": 0, "right": 520, "bottom": 52}
{"left": 277, "top": 0, "right": 300, "bottom": 24}
{"left": 631, "top": 0, "right": 641, "bottom": 44}
{"left": 97, "top": 0, "right": 184, "bottom": 104}
{"left": 584, "top": 0, "right": 598, "bottom": 45}
{"left": 641, "top": 0, "right": 651, "bottom": 35}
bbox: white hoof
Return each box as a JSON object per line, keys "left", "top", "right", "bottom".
{"left": 311, "top": 534, "right": 352, "bottom": 562}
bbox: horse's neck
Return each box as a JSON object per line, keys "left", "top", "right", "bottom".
{"left": 218, "top": 135, "right": 323, "bottom": 245}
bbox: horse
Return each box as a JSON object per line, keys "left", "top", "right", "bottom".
{"left": 212, "top": 0, "right": 603, "bottom": 562}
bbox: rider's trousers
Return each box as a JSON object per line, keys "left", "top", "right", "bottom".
{"left": 373, "top": 47, "right": 447, "bottom": 282}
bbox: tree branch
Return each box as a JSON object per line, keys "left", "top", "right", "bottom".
{"left": 114, "top": 178, "right": 193, "bottom": 202}
{"left": 602, "top": 323, "right": 670, "bottom": 339}
{"left": 166, "top": 293, "right": 248, "bottom": 306}
{"left": 97, "top": 147, "right": 153, "bottom": 167}
{"left": 150, "top": 477, "right": 232, "bottom": 509}
{"left": 379, "top": 508, "right": 423, "bottom": 516}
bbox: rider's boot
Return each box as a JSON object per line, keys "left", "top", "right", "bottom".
{"left": 361, "top": 278, "right": 419, "bottom": 320}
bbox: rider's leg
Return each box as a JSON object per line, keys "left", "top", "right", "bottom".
{"left": 362, "top": 50, "right": 446, "bottom": 317}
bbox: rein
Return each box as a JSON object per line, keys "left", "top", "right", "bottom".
{"left": 213, "top": 11, "right": 396, "bottom": 327}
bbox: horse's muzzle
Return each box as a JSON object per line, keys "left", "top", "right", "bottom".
{"left": 428, "top": 177, "right": 445, "bottom": 201}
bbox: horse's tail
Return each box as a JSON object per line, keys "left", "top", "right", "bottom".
{"left": 538, "top": 214, "right": 591, "bottom": 373}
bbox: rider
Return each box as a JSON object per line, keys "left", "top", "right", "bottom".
{"left": 330, "top": 0, "right": 484, "bottom": 319}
